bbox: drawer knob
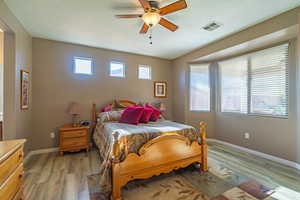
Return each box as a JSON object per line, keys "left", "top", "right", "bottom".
{"left": 19, "top": 172, "right": 24, "bottom": 179}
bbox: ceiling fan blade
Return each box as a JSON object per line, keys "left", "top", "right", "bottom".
{"left": 115, "top": 14, "right": 142, "bottom": 18}
{"left": 159, "top": 0, "right": 187, "bottom": 16}
{"left": 138, "top": 0, "right": 151, "bottom": 11}
{"left": 140, "top": 23, "right": 149, "bottom": 34}
{"left": 159, "top": 18, "right": 178, "bottom": 32}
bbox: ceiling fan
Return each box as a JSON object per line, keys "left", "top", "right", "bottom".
{"left": 115, "top": 0, "right": 187, "bottom": 34}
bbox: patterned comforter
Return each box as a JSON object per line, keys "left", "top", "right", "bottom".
{"left": 92, "top": 110, "right": 200, "bottom": 195}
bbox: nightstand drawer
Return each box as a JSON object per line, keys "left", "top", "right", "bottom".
{"left": 59, "top": 124, "right": 90, "bottom": 155}
{"left": 61, "top": 137, "right": 87, "bottom": 147}
{"left": 61, "top": 130, "right": 86, "bottom": 138}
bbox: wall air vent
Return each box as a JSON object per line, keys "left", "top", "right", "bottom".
{"left": 202, "top": 22, "right": 222, "bottom": 31}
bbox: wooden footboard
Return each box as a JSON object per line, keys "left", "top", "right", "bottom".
{"left": 111, "top": 122, "right": 208, "bottom": 200}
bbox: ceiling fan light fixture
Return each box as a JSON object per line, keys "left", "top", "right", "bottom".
{"left": 142, "top": 12, "right": 161, "bottom": 27}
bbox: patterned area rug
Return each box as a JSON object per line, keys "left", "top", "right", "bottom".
{"left": 87, "top": 166, "right": 273, "bottom": 200}
{"left": 88, "top": 172, "right": 209, "bottom": 200}
{"left": 212, "top": 181, "right": 274, "bottom": 200}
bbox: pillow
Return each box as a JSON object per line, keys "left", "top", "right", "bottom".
{"left": 119, "top": 106, "right": 144, "bottom": 125}
{"left": 98, "top": 110, "right": 123, "bottom": 124}
{"left": 146, "top": 105, "right": 161, "bottom": 122}
{"left": 139, "top": 106, "right": 153, "bottom": 123}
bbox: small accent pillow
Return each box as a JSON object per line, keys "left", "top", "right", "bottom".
{"left": 101, "top": 105, "right": 112, "bottom": 112}
{"left": 146, "top": 105, "right": 161, "bottom": 122}
{"left": 119, "top": 106, "right": 144, "bottom": 125}
{"left": 139, "top": 106, "right": 153, "bottom": 123}
{"left": 98, "top": 110, "right": 123, "bottom": 124}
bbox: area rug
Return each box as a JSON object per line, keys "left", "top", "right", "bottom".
{"left": 88, "top": 172, "right": 209, "bottom": 200}
{"left": 87, "top": 171, "right": 273, "bottom": 200}
{"left": 211, "top": 181, "right": 274, "bottom": 200}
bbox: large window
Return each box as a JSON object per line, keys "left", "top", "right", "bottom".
{"left": 219, "top": 43, "right": 289, "bottom": 117}
{"left": 250, "top": 44, "right": 288, "bottom": 116}
{"left": 219, "top": 57, "right": 248, "bottom": 113}
{"left": 190, "top": 64, "right": 210, "bottom": 111}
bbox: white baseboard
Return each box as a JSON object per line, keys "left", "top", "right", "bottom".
{"left": 24, "top": 147, "right": 59, "bottom": 164}
{"left": 208, "top": 139, "right": 300, "bottom": 171}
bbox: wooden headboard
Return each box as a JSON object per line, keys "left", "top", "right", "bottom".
{"left": 92, "top": 100, "right": 136, "bottom": 128}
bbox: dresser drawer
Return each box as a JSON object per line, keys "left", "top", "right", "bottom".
{"left": 0, "top": 165, "right": 23, "bottom": 200}
{"left": 61, "top": 136, "right": 87, "bottom": 147}
{"left": 62, "top": 130, "right": 86, "bottom": 138}
{"left": 0, "top": 147, "right": 23, "bottom": 185}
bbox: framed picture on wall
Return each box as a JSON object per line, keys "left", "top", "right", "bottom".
{"left": 154, "top": 81, "right": 167, "bottom": 98}
{"left": 20, "top": 70, "right": 30, "bottom": 110}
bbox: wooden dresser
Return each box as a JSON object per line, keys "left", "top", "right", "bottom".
{"left": 59, "top": 124, "right": 90, "bottom": 155}
{"left": 0, "top": 139, "right": 26, "bottom": 200}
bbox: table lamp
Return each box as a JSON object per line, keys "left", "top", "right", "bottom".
{"left": 68, "top": 102, "right": 81, "bottom": 127}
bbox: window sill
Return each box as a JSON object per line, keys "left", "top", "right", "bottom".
{"left": 217, "top": 112, "right": 288, "bottom": 119}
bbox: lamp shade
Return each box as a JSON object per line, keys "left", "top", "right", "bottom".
{"left": 68, "top": 102, "right": 81, "bottom": 115}
{"left": 159, "top": 102, "right": 166, "bottom": 111}
{"left": 142, "top": 12, "right": 161, "bottom": 27}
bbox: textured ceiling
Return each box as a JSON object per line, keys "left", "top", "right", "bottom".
{"left": 5, "top": 0, "right": 300, "bottom": 59}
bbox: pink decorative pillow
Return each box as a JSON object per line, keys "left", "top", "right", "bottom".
{"left": 146, "top": 105, "right": 161, "bottom": 122}
{"left": 139, "top": 107, "right": 153, "bottom": 123}
{"left": 101, "top": 105, "right": 112, "bottom": 112}
{"left": 119, "top": 106, "right": 144, "bottom": 125}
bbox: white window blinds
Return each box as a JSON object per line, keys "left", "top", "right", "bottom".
{"left": 190, "top": 64, "right": 210, "bottom": 111}
{"left": 218, "top": 43, "right": 289, "bottom": 117}
{"left": 219, "top": 57, "right": 248, "bottom": 113}
{"left": 250, "top": 44, "right": 289, "bottom": 117}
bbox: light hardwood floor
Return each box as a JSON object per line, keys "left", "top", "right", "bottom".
{"left": 23, "top": 142, "right": 300, "bottom": 200}
{"left": 24, "top": 150, "right": 101, "bottom": 200}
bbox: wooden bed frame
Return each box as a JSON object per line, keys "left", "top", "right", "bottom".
{"left": 92, "top": 100, "right": 208, "bottom": 200}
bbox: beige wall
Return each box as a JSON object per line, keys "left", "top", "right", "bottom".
{"left": 172, "top": 7, "right": 300, "bottom": 163}
{"left": 31, "top": 38, "right": 173, "bottom": 150}
{"left": 0, "top": 32, "right": 3, "bottom": 114}
{"left": 0, "top": 31, "right": 3, "bottom": 65}
{"left": 0, "top": 1, "right": 32, "bottom": 153}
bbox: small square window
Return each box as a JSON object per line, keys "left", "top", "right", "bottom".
{"left": 74, "top": 57, "right": 93, "bottom": 75}
{"left": 138, "top": 65, "right": 151, "bottom": 80}
{"left": 110, "top": 61, "right": 125, "bottom": 77}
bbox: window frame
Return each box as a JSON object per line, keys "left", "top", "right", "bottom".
{"left": 138, "top": 65, "right": 152, "bottom": 80}
{"left": 189, "top": 63, "right": 212, "bottom": 112}
{"left": 73, "top": 56, "right": 93, "bottom": 75}
{"left": 217, "top": 43, "right": 289, "bottom": 118}
{"left": 109, "top": 61, "right": 126, "bottom": 78}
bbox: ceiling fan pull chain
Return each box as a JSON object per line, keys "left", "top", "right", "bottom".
{"left": 149, "top": 28, "right": 153, "bottom": 45}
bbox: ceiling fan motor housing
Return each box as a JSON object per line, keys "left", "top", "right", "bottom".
{"left": 149, "top": 1, "right": 159, "bottom": 11}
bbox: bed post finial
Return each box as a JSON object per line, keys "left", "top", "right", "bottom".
{"left": 199, "top": 121, "right": 208, "bottom": 172}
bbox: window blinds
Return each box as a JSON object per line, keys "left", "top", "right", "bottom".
{"left": 190, "top": 64, "right": 210, "bottom": 111}
{"left": 219, "top": 57, "right": 248, "bottom": 113}
{"left": 250, "top": 44, "right": 289, "bottom": 117}
{"left": 218, "top": 43, "right": 289, "bottom": 117}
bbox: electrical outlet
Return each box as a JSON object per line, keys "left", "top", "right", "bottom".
{"left": 50, "top": 132, "right": 55, "bottom": 138}
{"left": 244, "top": 132, "right": 250, "bottom": 139}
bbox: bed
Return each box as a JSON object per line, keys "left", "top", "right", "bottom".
{"left": 92, "top": 100, "right": 208, "bottom": 200}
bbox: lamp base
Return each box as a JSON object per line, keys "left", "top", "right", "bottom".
{"left": 72, "top": 115, "right": 80, "bottom": 127}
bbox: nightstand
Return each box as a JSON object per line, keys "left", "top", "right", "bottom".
{"left": 59, "top": 124, "right": 90, "bottom": 155}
